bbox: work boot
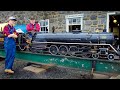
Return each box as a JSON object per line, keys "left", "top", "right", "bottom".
{"left": 4, "top": 69, "right": 14, "bottom": 74}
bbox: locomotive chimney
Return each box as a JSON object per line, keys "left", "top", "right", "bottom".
{"left": 52, "top": 26, "right": 55, "bottom": 33}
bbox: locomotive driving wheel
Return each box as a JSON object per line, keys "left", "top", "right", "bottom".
{"left": 107, "top": 54, "right": 114, "bottom": 61}
{"left": 69, "top": 46, "right": 78, "bottom": 56}
{"left": 49, "top": 45, "right": 59, "bottom": 55}
{"left": 59, "top": 45, "right": 68, "bottom": 56}
{"left": 92, "top": 53, "right": 99, "bottom": 59}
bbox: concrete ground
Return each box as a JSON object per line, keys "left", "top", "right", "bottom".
{"left": 0, "top": 60, "right": 94, "bottom": 79}
{"left": 0, "top": 59, "right": 117, "bottom": 79}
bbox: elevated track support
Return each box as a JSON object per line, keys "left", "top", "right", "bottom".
{"left": 0, "top": 49, "right": 120, "bottom": 74}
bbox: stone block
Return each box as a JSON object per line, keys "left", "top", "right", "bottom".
{"left": 90, "top": 15, "right": 97, "bottom": 20}
{"left": 98, "top": 14, "right": 106, "bottom": 18}
{"left": 98, "top": 24, "right": 104, "bottom": 29}
{"left": 101, "top": 18, "right": 106, "bottom": 24}
{"left": 109, "top": 75, "right": 120, "bottom": 79}
{"left": 93, "top": 73, "right": 110, "bottom": 79}
{"left": 98, "top": 20, "right": 101, "bottom": 24}
{"left": 92, "top": 20, "right": 98, "bottom": 25}
{"left": 84, "top": 25, "right": 91, "bottom": 30}
{"left": 83, "top": 18, "right": 90, "bottom": 20}
{"left": 90, "top": 27, "right": 95, "bottom": 32}
{"left": 58, "top": 18, "right": 63, "bottom": 22}
{"left": 91, "top": 25, "right": 97, "bottom": 28}
{"left": 84, "top": 20, "right": 92, "bottom": 25}
{"left": 23, "top": 66, "right": 46, "bottom": 74}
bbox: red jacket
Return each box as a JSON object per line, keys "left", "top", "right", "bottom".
{"left": 3, "top": 24, "right": 18, "bottom": 37}
{"left": 26, "top": 23, "right": 40, "bottom": 32}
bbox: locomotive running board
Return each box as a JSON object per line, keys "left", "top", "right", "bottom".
{"left": 0, "top": 49, "right": 120, "bottom": 74}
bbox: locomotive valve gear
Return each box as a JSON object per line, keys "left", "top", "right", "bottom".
{"left": 25, "top": 45, "right": 30, "bottom": 49}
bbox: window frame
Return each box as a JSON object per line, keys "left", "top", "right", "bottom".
{"left": 39, "top": 19, "right": 49, "bottom": 33}
{"left": 65, "top": 14, "right": 84, "bottom": 32}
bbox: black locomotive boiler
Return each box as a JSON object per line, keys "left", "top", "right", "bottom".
{"left": 31, "top": 32, "right": 120, "bottom": 61}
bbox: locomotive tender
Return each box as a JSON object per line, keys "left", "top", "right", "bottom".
{"left": 0, "top": 29, "right": 120, "bottom": 61}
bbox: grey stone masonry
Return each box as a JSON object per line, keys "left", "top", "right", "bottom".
{"left": 0, "top": 11, "right": 119, "bottom": 32}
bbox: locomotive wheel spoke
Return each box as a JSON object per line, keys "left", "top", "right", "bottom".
{"left": 49, "top": 45, "right": 58, "bottom": 55}
{"left": 107, "top": 54, "right": 114, "bottom": 61}
{"left": 69, "top": 46, "right": 78, "bottom": 56}
{"left": 59, "top": 45, "right": 68, "bottom": 56}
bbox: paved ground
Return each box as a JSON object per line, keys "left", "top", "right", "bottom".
{"left": 0, "top": 60, "right": 93, "bottom": 79}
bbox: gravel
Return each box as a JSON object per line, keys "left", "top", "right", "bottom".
{"left": 0, "top": 60, "right": 93, "bottom": 79}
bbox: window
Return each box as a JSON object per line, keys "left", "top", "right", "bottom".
{"left": 65, "top": 14, "right": 84, "bottom": 32}
{"left": 39, "top": 19, "right": 49, "bottom": 33}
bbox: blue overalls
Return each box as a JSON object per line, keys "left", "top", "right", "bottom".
{"left": 4, "top": 25, "right": 16, "bottom": 70}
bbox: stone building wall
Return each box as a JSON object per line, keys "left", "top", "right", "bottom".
{"left": 0, "top": 11, "right": 45, "bottom": 24}
{"left": 45, "top": 11, "right": 107, "bottom": 33}
{"left": 0, "top": 11, "right": 119, "bottom": 33}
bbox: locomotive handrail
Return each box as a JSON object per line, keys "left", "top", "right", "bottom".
{"left": 32, "top": 41, "right": 115, "bottom": 46}
{"left": 109, "top": 44, "right": 119, "bottom": 55}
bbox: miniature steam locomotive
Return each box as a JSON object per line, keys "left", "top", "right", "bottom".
{"left": 0, "top": 29, "right": 120, "bottom": 61}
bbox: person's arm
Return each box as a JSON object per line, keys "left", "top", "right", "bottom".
{"left": 35, "top": 23, "right": 40, "bottom": 32}
{"left": 12, "top": 28, "right": 18, "bottom": 38}
{"left": 3, "top": 26, "right": 14, "bottom": 38}
{"left": 3, "top": 26, "right": 10, "bottom": 37}
{"left": 26, "top": 24, "right": 33, "bottom": 32}
{"left": 3, "top": 26, "right": 18, "bottom": 38}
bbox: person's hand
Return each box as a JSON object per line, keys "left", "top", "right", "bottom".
{"left": 12, "top": 34, "right": 18, "bottom": 38}
{"left": 8, "top": 33, "right": 18, "bottom": 38}
{"left": 8, "top": 34, "right": 14, "bottom": 38}
{"left": 34, "top": 29, "right": 38, "bottom": 33}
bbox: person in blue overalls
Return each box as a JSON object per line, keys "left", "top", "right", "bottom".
{"left": 3, "top": 16, "right": 18, "bottom": 74}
